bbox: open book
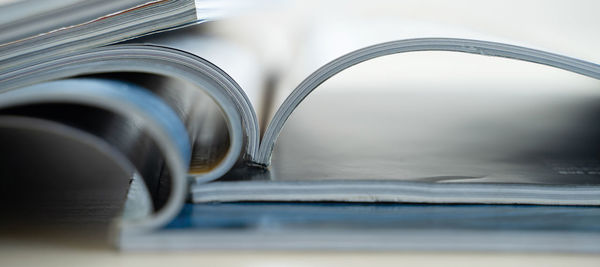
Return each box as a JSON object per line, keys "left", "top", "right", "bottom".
{"left": 2, "top": 0, "right": 600, "bottom": 250}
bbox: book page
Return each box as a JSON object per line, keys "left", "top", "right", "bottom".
{"left": 270, "top": 61, "right": 600, "bottom": 184}
{"left": 264, "top": 18, "right": 600, "bottom": 184}
{"left": 204, "top": 0, "right": 600, "bottom": 128}
{"left": 203, "top": 0, "right": 600, "bottom": 184}
{"left": 132, "top": 27, "right": 267, "bottom": 121}
{"left": 0, "top": 0, "right": 150, "bottom": 44}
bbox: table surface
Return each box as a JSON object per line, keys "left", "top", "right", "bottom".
{"left": 1, "top": 229, "right": 599, "bottom": 267}
{"left": 1, "top": 242, "right": 599, "bottom": 267}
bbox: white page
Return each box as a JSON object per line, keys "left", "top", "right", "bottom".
{"left": 204, "top": 0, "right": 600, "bottom": 123}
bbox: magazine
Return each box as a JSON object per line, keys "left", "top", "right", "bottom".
{"left": 1, "top": 0, "right": 599, "bottom": 250}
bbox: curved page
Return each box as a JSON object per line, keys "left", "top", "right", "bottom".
{"left": 192, "top": 37, "right": 600, "bottom": 206}
{"left": 131, "top": 30, "right": 265, "bottom": 161}
{"left": 0, "top": 44, "right": 257, "bottom": 183}
{"left": 0, "top": 44, "right": 267, "bottom": 232}
{"left": 259, "top": 38, "right": 600, "bottom": 164}
{"left": 0, "top": 79, "right": 190, "bottom": 233}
